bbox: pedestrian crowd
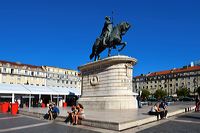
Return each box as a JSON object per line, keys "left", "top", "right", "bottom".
{"left": 43, "top": 102, "right": 85, "bottom": 126}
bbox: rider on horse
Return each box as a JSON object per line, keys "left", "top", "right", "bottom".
{"left": 100, "top": 16, "right": 113, "bottom": 47}
{"left": 90, "top": 15, "right": 131, "bottom": 61}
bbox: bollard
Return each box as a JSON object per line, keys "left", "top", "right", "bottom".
{"left": 11, "top": 103, "right": 18, "bottom": 115}
{"left": 41, "top": 103, "right": 46, "bottom": 108}
{"left": 2, "top": 102, "right": 9, "bottom": 113}
{"left": 63, "top": 102, "right": 67, "bottom": 107}
{"left": 0, "top": 102, "right": 2, "bottom": 113}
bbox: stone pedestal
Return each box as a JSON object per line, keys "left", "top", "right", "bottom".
{"left": 78, "top": 55, "right": 138, "bottom": 110}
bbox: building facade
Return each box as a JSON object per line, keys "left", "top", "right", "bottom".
{"left": 0, "top": 60, "right": 46, "bottom": 86}
{"left": 0, "top": 60, "right": 81, "bottom": 92}
{"left": 133, "top": 66, "right": 200, "bottom": 96}
{"left": 44, "top": 66, "right": 81, "bottom": 90}
{"left": 0, "top": 60, "right": 81, "bottom": 107}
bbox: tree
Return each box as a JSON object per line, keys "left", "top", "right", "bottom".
{"left": 196, "top": 87, "right": 200, "bottom": 96}
{"left": 176, "top": 88, "right": 189, "bottom": 97}
{"left": 141, "top": 89, "right": 150, "bottom": 100}
{"left": 154, "top": 89, "right": 167, "bottom": 99}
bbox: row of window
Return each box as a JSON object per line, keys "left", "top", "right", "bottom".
{"left": 3, "top": 82, "right": 79, "bottom": 88}
{"left": 2, "top": 82, "right": 44, "bottom": 86}
{"left": 47, "top": 68, "right": 78, "bottom": 76}
{"left": 47, "top": 85, "right": 77, "bottom": 88}
{"left": 138, "top": 82, "right": 191, "bottom": 87}
{"left": 136, "top": 76, "right": 199, "bottom": 85}
{"left": 1, "top": 74, "right": 80, "bottom": 86}
{"left": 1, "top": 67, "right": 79, "bottom": 77}
{"left": 2, "top": 75, "right": 44, "bottom": 81}
{"left": 47, "top": 73, "right": 80, "bottom": 79}
{"left": 135, "top": 71, "right": 200, "bottom": 82}
{"left": 56, "top": 80, "right": 78, "bottom": 85}
{"left": 137, "top": 77, "right": 194, "bottom": 83}
{"left": 1, "top": 68, "right": 44, "bottom": 76}
{"left": 135, "top": 82, "right": 191, "bottom": 89}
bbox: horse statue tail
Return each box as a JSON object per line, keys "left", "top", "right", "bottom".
{"left": 90, "top": 38, "right": 100, "bottom": 60}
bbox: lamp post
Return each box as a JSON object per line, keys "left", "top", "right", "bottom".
{"left": 167, "top": 75, "right": 170, "bottom": 96}
{"left": 193, "top": 78, "right": 197, "bottom": 97}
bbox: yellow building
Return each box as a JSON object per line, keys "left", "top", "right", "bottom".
{"left": 0, "top": 60, "right": 46, "bottom": 86}
{"left": 44, "top": 66, "right": 81, "bottom": 91}
{"left": 0, "top": 60, "right": 81, "bottom": 95}
{"left": 0, "top": 60, "right": 81, "bottom": 107}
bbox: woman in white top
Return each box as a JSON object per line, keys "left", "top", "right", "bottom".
{"left": 149, "top": 103, "right": 163, "bottom": 120}
{"left": 73, "top": 103, "right": 85, "bottom": 125}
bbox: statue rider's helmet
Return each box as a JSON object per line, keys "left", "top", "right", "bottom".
{"left": 105, "top": 16, "right": 111, "bottom": 21}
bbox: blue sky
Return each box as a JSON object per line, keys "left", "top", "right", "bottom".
{"left": 0, "top": 0, "right": 199, "bottom": 76}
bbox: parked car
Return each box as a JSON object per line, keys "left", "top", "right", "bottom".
{"left": 172, "top": 97, "right": 179, "bottom": 102}
{"left": 163, "top": 96, "right": 178, "bottom": 102}
{"left": 147, "top": 97, "right": 157, "bottom": 102}
{"left": 141, "top": 101, "right": 148, "bottom": 106}
{"left": 179, "top": 96, "right": 194, "bottom": 101}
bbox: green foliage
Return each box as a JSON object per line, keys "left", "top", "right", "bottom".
{"left": 154, "top": 89, "right": 167, "bottom": 99}
{"left": 141, "top": 89, "right": 150, "bottom": 99}
{"left": 197, "top": 87, "right": 200, "bottom": 96}
{"left": 176, "top": 88, "right": 189, "bottom": 97}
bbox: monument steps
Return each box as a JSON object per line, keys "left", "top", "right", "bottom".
{"left": 19, "top": 106, "right": 195, "bottom": 131}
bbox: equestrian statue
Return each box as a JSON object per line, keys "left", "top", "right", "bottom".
{"left": 90, "top": 16, "right": 131, "bottom": 61}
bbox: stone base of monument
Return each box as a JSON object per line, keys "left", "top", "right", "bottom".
{"left": 78, "top": 55, "right": 138, "bottom": 110}
{"left": 78, "top": 96, "right": 138, "bottom": 110}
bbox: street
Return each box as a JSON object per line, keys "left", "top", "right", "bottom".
{"left": 130, "top": 112, "right": 200, "bottom": 133}
{"left": 0, "top": 112, "right": 200, "bottom": 133}
{"left": 0, "top": 113, "right": 98, "bottom": 133}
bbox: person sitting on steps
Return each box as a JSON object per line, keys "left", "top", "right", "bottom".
{"left": 148, "top": 102, "right": 164, "bottom": 120}
{"left": 65, "top": 105, "right": 77, "bottom": 124}
{"left": 52, "top": 104, "right": 60, "bottom": 119}
{"left": 159, "top": 100, "right": 168, "bottom": 118}
{"left": 72, "top": 103, "right": 85, "bottom": 125}
{"left": 47, "top": 104, "right": 53, "bottom": 120}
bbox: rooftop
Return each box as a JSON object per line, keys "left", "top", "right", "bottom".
{"left": 134, "top": 66, "right": 200, "bottom": 78}
{"left": 0, "top": 60, "right": 42, "bottom": 69}
{"left": 0, "top": 60, "right": 78, "bottom": 72}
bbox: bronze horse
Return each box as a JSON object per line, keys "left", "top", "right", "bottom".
{"left": 90, "top": 22, "right": 131, "bottom": 61}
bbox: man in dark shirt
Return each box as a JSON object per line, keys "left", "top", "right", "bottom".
{"left": 52, "top": 105, "right": 60, "bottom": 119}
{"left": 159, "top": 101, "right": 168, "bottom": 118}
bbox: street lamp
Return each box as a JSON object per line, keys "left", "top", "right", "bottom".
{"left": 167, "top": 75, "right": 170, "bottom": 96}
{"left": 193, "top": 78, "right": 197, "bottom": 97}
